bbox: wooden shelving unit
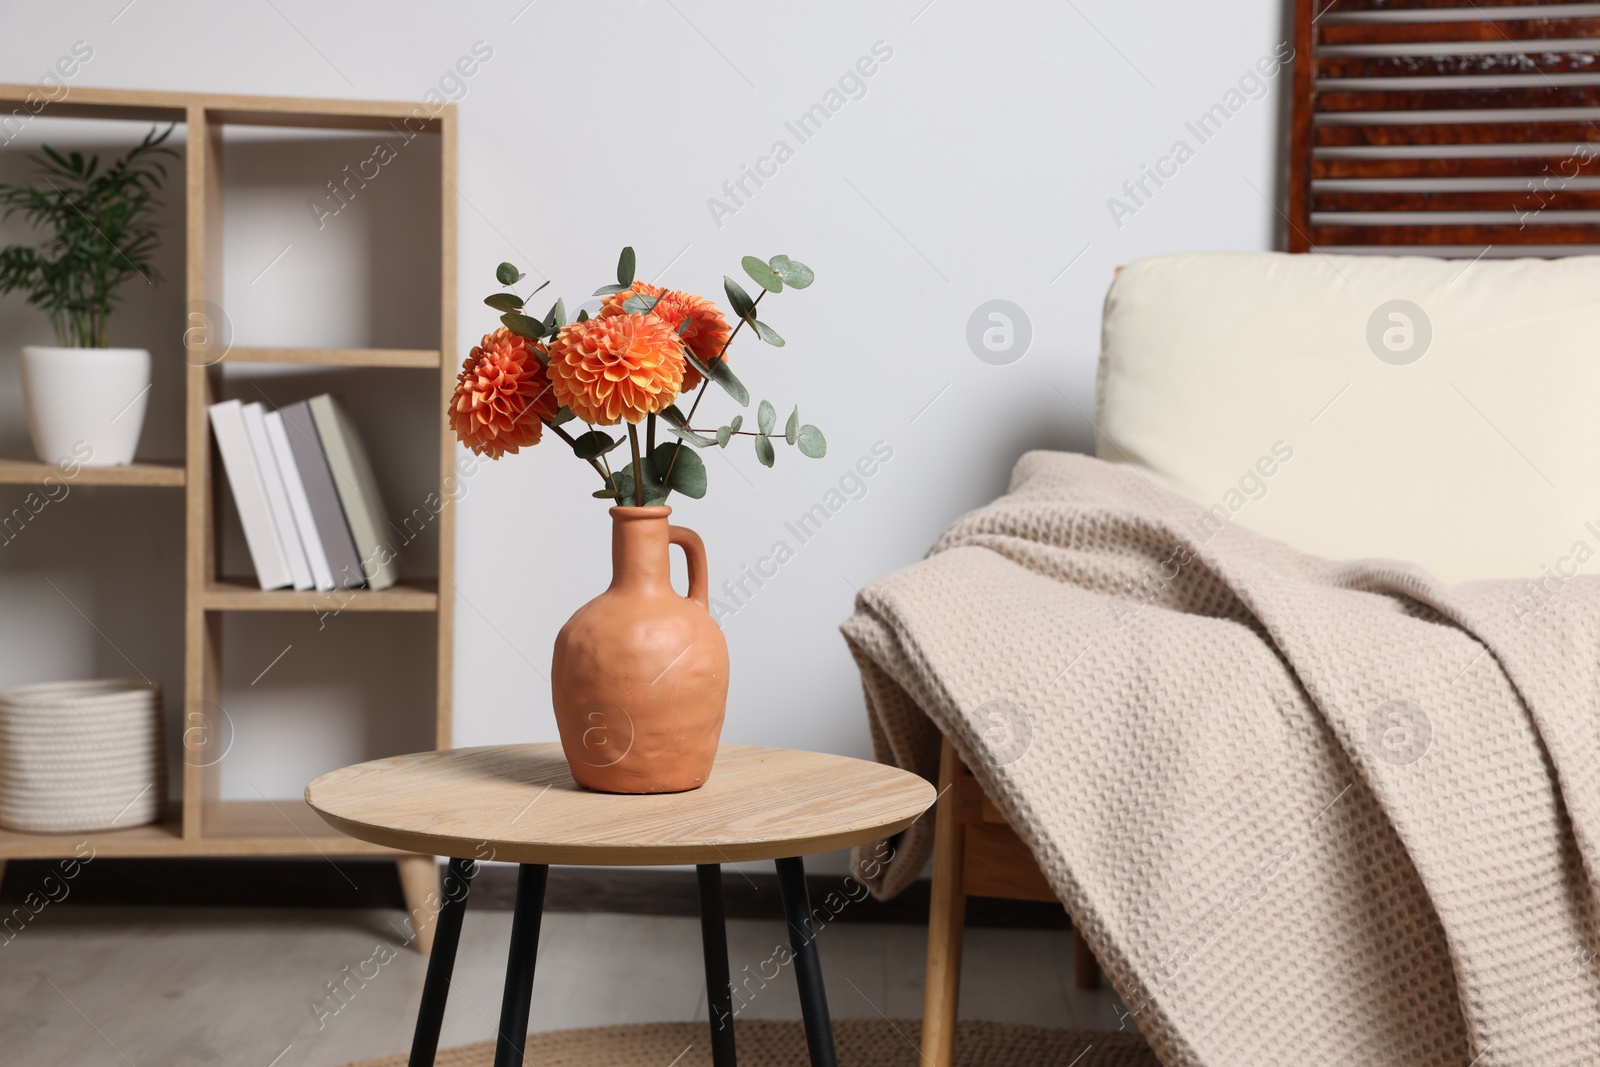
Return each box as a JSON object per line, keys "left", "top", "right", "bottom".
{"left": 0, "top": 86, "right": 457, "bottom": 949}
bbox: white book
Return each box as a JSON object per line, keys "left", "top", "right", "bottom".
{"left": 265, "top": 410, "right": 335, "bottom": 592}
{"left": 242, "top": 402, "right": 314, "bottom": 592}
{"left": 207, "top": 400, "right": 292, "bottom": 591}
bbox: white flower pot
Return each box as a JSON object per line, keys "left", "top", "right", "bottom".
{"left": 19, "top": 345, "right": 151, "bottom": 467}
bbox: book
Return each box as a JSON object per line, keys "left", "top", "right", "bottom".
{"left": 207, "top": 399, "right": 292, "bottom": 591}
{"left": 279, "top": 400, "right": 366, "bottom": 591}
{"left": 308, "top": 394, "right": 400, "bottom": 590}
{"left": 264, "top": 410, "right": 334, "bottom": 592}
{"left": 241, "top": 402, "right": 313, "bottom": 592}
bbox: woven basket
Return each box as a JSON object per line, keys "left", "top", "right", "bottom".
{"left": 0, "top": 679, "right": 166, "bottom": 833}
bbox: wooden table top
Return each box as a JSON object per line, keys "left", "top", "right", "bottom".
{"left": 305, "top": 744, "right": 936, "bottom": 866}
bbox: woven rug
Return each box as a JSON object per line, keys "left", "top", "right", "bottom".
{"left": 342, "top": 1019, "right": 1157, "bottom": 1066}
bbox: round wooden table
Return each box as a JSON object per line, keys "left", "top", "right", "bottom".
{"left": 306, "top": 743, "right": 935, "bottom": 1067}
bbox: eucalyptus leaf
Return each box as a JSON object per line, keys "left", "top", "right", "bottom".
{"left": 742, "top": 255, "right": 783, "bottom": 294}
{"left": 768, "top": 255, "right": 814, "bottom": 289}
{"left": 617, "top": 246, "right": 636, "bottom": 286}
{"left": 576, "top": 308, "right": 589, "bottom": 323}
{"left": 496, "top": 261, "right": 523, "bottom": 286}
{"left": 677, "top": 318, "right": 694, "bottom": 336}
{"left": 660, "top": 404, "right": 688, "bottom": 428}
{"left": 651, "top": 443, "right": 707, "bottom": 499}
{"left": 592, "top": 488, "right": 621, "bottom": 499}
{"left": 551, "top": 406, "right": 577, "bottom": 426}
{"left": 501, "top": 312, "right": 544, "bottom": 340}
{"left": 544, "top": 298, "right": 567, "bottom": 332}
{"left": 796, "top": 423, "right": 827, "bottom": 458}
{"left": 484, "top": 292, "right": 523, "bottom": 312}
{"left": 685, "top": 351, "right": 749, "bottom": 406}
{"left": 785, "top": 406, "right": 799, "bottom": 445}
{"left": 621, "top": 292, "right": 662, "bottom": 315}
{"left": 729, "top": 415, "right": 743, "bottom": 433}
{"left": 723, "top": 275, "right": 755, "bottom": 320}
{"left": 755, "top": 434, "right": 775, "bottom": 468}
{"left": 752, "top": 319, "right": 785, "bottom": 347}
{"left": 593, "top": 282, "right": 629, "bottom": 296}
{"left": 666, "top": 423, "right": 716, "bottom": 448}
{"left": 757, "top": 399, "right": 776, "bottom": 435}
{"left": 716, "top": 426, "right": 731, "bottom": 448}
{"left": 529, "top": 279, "right": 551, "bottom": 298}
{"left": 570, "top": 430, "right": 621, "bottom": 459}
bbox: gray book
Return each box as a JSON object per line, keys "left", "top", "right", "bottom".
{"left": 307, "top": 394, "right": 400, "bottom": 591}
{"left": 279, "top": 400, "right": 367, "bottom": 591}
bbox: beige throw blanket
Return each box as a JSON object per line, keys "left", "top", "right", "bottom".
{"left": 842, "top": 452, "right": 1600, "bottom": 1067}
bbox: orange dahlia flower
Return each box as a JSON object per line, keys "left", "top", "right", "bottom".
{"left": 602, "top": 281, "right": 731, "bottom": 391}
{"left": 451, "top": 327, "right": 558, "bottom": 458}
{"left": 547, "top": 313, "right": 686, "bottom": 425}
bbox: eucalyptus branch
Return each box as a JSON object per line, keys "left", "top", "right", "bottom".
{"left": 543, "top": 418, "right": 611, "bottom": 484}
{"left": 667, "top": 288, "right": 767, "bottom": 482}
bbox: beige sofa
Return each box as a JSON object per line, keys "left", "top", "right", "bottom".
{"left": 921, "top": 250, "right": 1600, "bottom": 1065}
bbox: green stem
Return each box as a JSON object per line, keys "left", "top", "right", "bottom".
{"left": 545, "top": 419, "right": 612, "bottom": 485}
{"left": 626, "top": 422, "right": 645, "bottom": 507}
{"left": 646, "top": 412, "right": 656, "bottom": 454}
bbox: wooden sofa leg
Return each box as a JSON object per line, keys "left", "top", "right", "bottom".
{"left": 396, "top": 854, "right": 440, "bottom": 955}
{"left": 922, "top": 738, "right": 967, "bottom": 1067}
{"left": 1072, "top": 926, "right": 1101, "bottom": 989}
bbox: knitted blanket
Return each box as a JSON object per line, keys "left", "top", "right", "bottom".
{"left": 842, "top": 451, "right": 1600, "bottom": 1066}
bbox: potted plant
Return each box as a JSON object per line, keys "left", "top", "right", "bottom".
{"left": 0, "top": 124, "right": 176, "bottom": 466}
{"left": 450, "top": 248, "right": 824, "bottom": 793}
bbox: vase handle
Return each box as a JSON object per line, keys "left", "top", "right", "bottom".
{"left": 668, "top": 526, "right": 709, "bottom": 608}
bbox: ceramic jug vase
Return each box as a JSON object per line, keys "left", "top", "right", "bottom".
{"left": 551, "top": 506, "right": 729, "bottom": 793}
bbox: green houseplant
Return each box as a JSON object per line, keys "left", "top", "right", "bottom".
{"left": 0, "top": 124, "right": 176, "bottom": 466}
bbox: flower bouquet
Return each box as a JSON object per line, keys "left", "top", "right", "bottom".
{"left": 449, "top": 248, "right": 822, "bottom": 792}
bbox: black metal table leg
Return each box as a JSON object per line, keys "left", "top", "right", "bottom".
{"left": 696, "top": 864, "right": 738, "bottom": 1067}
{"left": 491, "top": 863, "right": 549, "bottom": 1067}
{"left": 407, "top": 857, "right": 477, "bottom": 1067}
{"left": 775, "top": 856, "right": 838, "bottom": 1067}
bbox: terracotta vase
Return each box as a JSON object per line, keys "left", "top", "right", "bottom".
{"left": 551, "top": 506, "right": 729, "bottom": 793}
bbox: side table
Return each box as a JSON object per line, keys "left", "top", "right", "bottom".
{"left": 306, "top": 743, "right": 935, "bottom": 1067}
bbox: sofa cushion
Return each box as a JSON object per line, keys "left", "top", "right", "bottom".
{"left": 1096, "top": 251, "right": 1600, "bottom": 582}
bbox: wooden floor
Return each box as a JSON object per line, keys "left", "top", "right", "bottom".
{"left": 0, "top": 905, "right": 1136, "bottom": 1067}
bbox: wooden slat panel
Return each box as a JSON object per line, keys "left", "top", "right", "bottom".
{"left": 1314, "top": 188, "right": 1600, "bottom": 211}
{"left": 1320, "top": 0, "right": 1594, "bottom": 9}
{"left": 1312, "top": 221, "right": 1600, "bottom": 243}
{"left": 1318, "top": 52, "right": 1600, "bottom": 78}
{"left": 1313, "top": 154, "right": 1600, "bottom": 178}
{"left": 1316, "top": 121, "right": 1600, "bottom": 145}
{"left": 1321, "top": 18, "right": 1600, "bottom": 46}
{"left": 962, "top": 822, "right": 1057, "bottom": 902}
{"left": 1320, "top": 85, "right": 1600, "bottom": 110}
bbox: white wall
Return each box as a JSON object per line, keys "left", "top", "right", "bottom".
{"left": 0, "top": 1, "right": 1288, "bottom": 861}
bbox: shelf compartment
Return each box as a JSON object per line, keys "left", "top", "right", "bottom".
{"left": 199, "top": 798, "right": 394, "bottom": 854}
{"left": 0, "top": 801, "right": 395, "bottom": 858}
{"left": 0, "top": 805, "right": 184, "bottom": 859}
{"left": 202, "top": 578, "right": 439, "bottom": 613}
{"left": 224, "top": 347, "right": 442, "bottom": 369}
{"left": 0, "top": 459, "right": 185, "bottom": 487}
